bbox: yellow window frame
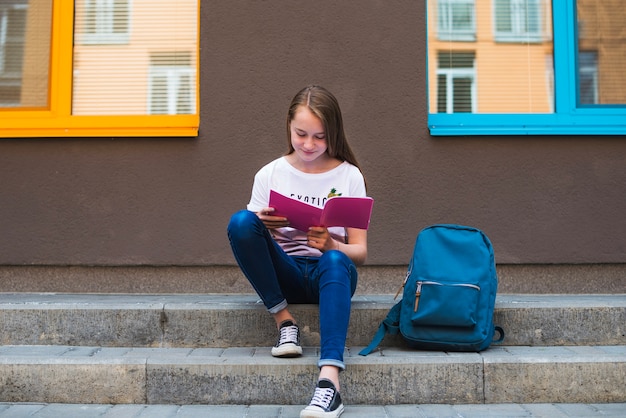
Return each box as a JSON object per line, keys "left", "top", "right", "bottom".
{"left": 0, "top": 0, "right": 199, "bottom": 138}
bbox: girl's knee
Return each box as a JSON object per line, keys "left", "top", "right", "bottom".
{"left": 228, "top": 210, "right": 256, "bottom": 231}
{"left": 318, "top": 250, "right": 358, "bottom": 294}
{"left": 227, "top": 210, "right": 261, "bottom": 242}
{"left": 320, "top": 249, "right": 351, "bottom": 267}
{"left": 229, "top": 209, "right": 256, "bottom": 225}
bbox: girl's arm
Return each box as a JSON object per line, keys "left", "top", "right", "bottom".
{"left": 307, "top": 226, "right": 368, "bottom": 266}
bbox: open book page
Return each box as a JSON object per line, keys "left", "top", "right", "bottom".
{"left": 269, "top": 190, "right": 373, "bottom": 231}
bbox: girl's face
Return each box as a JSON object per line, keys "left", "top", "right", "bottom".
{"left": 289, "top": 106, "right": 328, "bottom": 165}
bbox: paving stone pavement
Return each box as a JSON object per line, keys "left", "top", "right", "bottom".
{"left": 0, "top": 403, "right": 625, "bottom": 417}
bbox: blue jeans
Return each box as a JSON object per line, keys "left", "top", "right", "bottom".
{"left": 227, "top": 210, "right": 358, "bottom": 370}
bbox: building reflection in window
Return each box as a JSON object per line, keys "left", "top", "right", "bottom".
{"left": 576, "top": 1, "right": 625, "bottom": 106}
{"left": 429, "top": 0, "right": 554, "bottom": 114}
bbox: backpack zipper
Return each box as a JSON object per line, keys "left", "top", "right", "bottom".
{"left": 413, "top": 281, "right": 480, "bottom": 312}
{"left": 414, "top": 281, "right": 422, "bottom": 311}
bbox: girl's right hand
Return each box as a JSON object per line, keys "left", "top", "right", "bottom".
{"left": 257, "top": 207, "right": 289, "bottom": 229}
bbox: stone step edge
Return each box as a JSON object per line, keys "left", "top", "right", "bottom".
{"left": 2, "top": 294, "right": 625, "bottom": 318}
{"left": 0, "top": 345, "right": 624, "bottom": 405}
{"left": 2, "top": 293, "right": 625, "bottom": 307}
{"left": 1, "top": 294, "right": 625, "bottom": 347}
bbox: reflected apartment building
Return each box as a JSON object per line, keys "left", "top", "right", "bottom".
{"left": 427, "top": 0, "right": 625, "bottom": 114}
{"left": 1, "top": 0, "right": 196, "bottom": 115}
{"left": 576, "top": 0, "right": 626, "bottom": 105}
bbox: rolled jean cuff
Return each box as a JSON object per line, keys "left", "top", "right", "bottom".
{"left": 267, "top": 299, "right": 288, "bottom": 315}
{"left": 318, "top": 359, "right": 346, "bottom": 371}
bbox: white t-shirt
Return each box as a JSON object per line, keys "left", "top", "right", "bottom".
{"left": 247, "top": 156, "right": 367, "bottom": 256}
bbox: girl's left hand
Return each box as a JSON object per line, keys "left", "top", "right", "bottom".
{"left": 306, "top": 226, "right": 337, "bottom": 252}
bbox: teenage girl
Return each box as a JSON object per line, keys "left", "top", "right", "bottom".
{"left": 227, "top": 85, "right": 368, "bottom": 418}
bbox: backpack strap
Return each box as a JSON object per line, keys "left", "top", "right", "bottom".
{"left": 358, "top": 300, "right": 402, "bottom": 356}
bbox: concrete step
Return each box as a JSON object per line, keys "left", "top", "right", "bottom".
{"left": 1, "top": 402, "right": 626, "bottom": 417}
{"left": 0, "top": 344, "right": 625, "bottom": 405}
{"left": 1, "top": 293, "right": 625, "bottom": 348}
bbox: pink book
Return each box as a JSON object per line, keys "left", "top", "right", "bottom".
{"left": 269, "top": 190, "right": 374, "bottom": 231}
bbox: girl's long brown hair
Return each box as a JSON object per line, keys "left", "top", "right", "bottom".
{"left": 286, "top": 85, "right": 363, "bottom": 174}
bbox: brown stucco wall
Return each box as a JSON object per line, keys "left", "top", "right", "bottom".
{"left": 0, "top": 1, "right": 625, "bottom": 267}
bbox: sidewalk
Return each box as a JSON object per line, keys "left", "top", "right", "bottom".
{"left": 1, "top": 403, "right": 625, "bottom": 417}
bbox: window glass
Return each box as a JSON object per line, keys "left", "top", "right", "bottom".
{"left": 429, "top": 0, "right": 554, "bottom": 116}
{"left": 428, "top": 0, "right": 626, "bottom": 135}
{"left": 0, "top": 0, "right": 52, "bottom": 108}
{"left": 73, "top": 0, "right": 197, "bottom": 115}
{"left": 576, "top": 1, "right": 626, "bottom": 106}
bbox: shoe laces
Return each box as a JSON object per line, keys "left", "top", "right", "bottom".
{"left": 309, "top": 386, "right": 335, "bottom": 409}
{"left": 278, "top": 323, "right": 299, "bottom": 344}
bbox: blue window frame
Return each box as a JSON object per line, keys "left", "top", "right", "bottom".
{"left": 428, "top": 0, "right": 626, "bottom": 136}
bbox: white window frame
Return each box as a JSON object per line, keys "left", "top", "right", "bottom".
{"left": 78, "top": 0, "right": 130, "bottom": 45}
{"left": 438, "top": 0, "right": 475, "bottom": 41}
{"left": 148, "top": 66, "right": 196, "bottom": 115}
{"left": 437, "top": 68, "right": 477, "bottom": 114}
{"left": 494, "top": 0, "right": 543, "bottom": 43}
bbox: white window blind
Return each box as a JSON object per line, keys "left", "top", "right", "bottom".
{"left": 73, "top": 0, "right": 197, "bottom": 115}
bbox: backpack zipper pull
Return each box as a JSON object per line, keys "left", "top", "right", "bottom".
{"left": 394, "top": 270, "right": 410, "bottom": 300}
{"left": 414, "top": 281, "right": 422, "bottom": 312}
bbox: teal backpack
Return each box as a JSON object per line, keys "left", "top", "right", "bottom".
{"left": 360, "top": 224, "right": 503, "bottom": 355}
